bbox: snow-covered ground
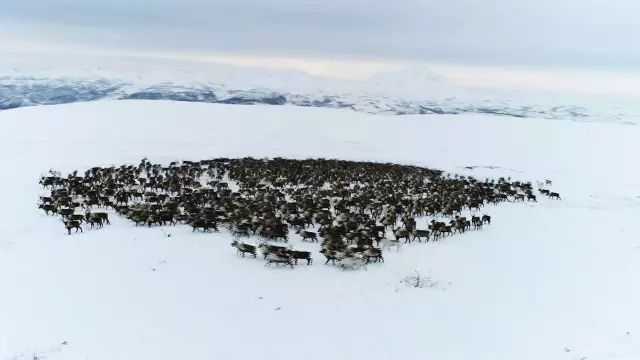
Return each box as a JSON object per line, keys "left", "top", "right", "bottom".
{"left": 1, "top": 100, "right": 639, "bottom": 360}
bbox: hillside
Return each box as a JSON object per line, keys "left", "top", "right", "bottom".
{"left": 1, "top": 101, "right": 639, "bottom": 360}
{"left": 2, "top": 65, "right": 638, "bottom": 124}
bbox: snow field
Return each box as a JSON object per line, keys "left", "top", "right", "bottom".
{"left": 1, "top": 101, "right": 639, "bottom": 360}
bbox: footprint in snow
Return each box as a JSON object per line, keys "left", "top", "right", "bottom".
{"left": 151, "top": 260, "right": 167, "bottom": 271}
{"left": 9, "top": 341, "right": 68, "bottom": 360}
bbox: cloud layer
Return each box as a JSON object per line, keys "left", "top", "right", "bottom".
{"left": 2, "top": 0, "right": 640, "bottom": 69}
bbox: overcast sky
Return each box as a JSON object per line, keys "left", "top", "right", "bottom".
{"left": 1, "top": 0, "right": 640, "bottom": 99}
{"left": 2, "top": 0, "right": 639, "bottom": 69}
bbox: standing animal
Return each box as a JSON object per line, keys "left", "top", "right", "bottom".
{"left": 549, "top": 192, "right": 561, "bottom": 200}
{"left": 393, "top": 228, "right": 411, "bottom": 243}
{"left": 38, "top": 204, "right": 57, "bottom": 215}
{"left": 63, "top": 220, "right": 83, "bottom": 235}
{"left": 286, "top": 250, "right": 312, "bottom": 265}
{"left": 265, "top": 253, "right": 294, "bottom": 268}
{"left": 231, "top": 240, "right": 257, "bottom": 258}
{"left": 86, "top": 211, "right": 110, "bottom": 226}
{"left": 319, "top": 249, "right": 345, "bottom": 265}
{"left": 472, "top": 216, "right": 483, "bottom": 230}
{"left": 190, "top": 219, "right": 217, "bottom": 232}
{"left": 299, "top": 231, "right": 318, "bottom": 242}
{"left": 412, "top": 229, "right": 430, "bottom": 242}
{"left": 58, "top": 208, "right": 74, "bottom": 218}
{"left": 259, "top": 244, "right": 288, "bottom": 260}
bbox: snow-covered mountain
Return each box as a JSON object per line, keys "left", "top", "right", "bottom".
{"left": 2, "top": 68, "right": 638, "bottom": 124}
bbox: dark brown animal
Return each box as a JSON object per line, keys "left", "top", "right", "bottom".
{"left": 63, "top": 220, "right": 83, "bottom": 235}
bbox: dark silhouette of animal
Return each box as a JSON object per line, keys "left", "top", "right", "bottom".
{"left": 320, "top": 248, "right": 345, "bottom": 265}
{"left": 299, "top": 231, "right": 318, "bottom": 242}
{"left": 412, "top": 229, "right": 430, "bottom": 242}
{"left": 38, "top": 204, "right": 57, "bottom": 215}
{"left": 190, "top": 219, "right": 218, "bottom": 232}
{"left": 231, "top": 240, "right": 257, "bottom": 258}
{"left": 285, "top": 250, "right": 312, "bottom": 265}
{"left": 63, "top": 220, "right": 83, "bottom": 235}
{"left": 58, "top": 208, "right": 74, "bottom": 218}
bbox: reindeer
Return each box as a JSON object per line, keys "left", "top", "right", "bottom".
{"left": 85, "top": 211, "right": 109, "bottom": 228}
{"left": 39, "top": 196, "right": 54, "bottom": 204}
{"left": 265, "top": 253, "right": 294, "bottom": 268}
{"left": 319, "top": 248, "right": 345, "bottom": 265}
{"left": 439, "top": 226, "right": 453, "bottom": 237}
{"left": 38, "top": 204, "right": 57, "bottom": 215}
{"left": 393, "top": 228, "right": 412, "bottom": 243}
{"left": 190, "top": 219, "right": 217, "bottom": 232}
{"left": 259, "top": 244, "right": 288, "bottom": 260}
{"left": 472, "top": 216, "right": 483, "bottom": 230}
{"left": 57, "top": 208, "right": 74, "bottom": 219}
{"left": 231, "top": 240, "right": 257, "bottom": 258}
{"left": 549, "top": 192, "right": 561, "bottom": 200}
{"left": 63, "top": 220, "right": 83, "bottom": 235}
{"left": 87, "top": 211, "right": 110, "bottom": 225}
{"left": 299, "top": 231, "right": 318, "bottom": 242}
{"left": 285, "top": 250, "right": 312, "bottom": 265}
{"left": 412, "top": 229, "right": 430, "bottom": 242}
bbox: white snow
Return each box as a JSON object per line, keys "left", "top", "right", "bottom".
{"left": 1, "top": 100, "right": 639, "bottom": 360}
{"left": 4, "top": 53, "right": 640, "bottom": 123}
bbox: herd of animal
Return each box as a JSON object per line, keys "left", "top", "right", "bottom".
{"left": 37, "top": 157, "right": 559, "bottom": 270}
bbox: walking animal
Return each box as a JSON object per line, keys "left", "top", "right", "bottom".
{"left": 231, "top": 240, "right": 257, "bottom": 257}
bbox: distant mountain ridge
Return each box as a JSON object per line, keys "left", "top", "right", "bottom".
{"left": 0, "top": 75, "right": 635, "bottom": 123}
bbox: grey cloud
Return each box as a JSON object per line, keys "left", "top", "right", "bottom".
{"left": 1, "top": 0, "right": 639, "bottom": 68}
